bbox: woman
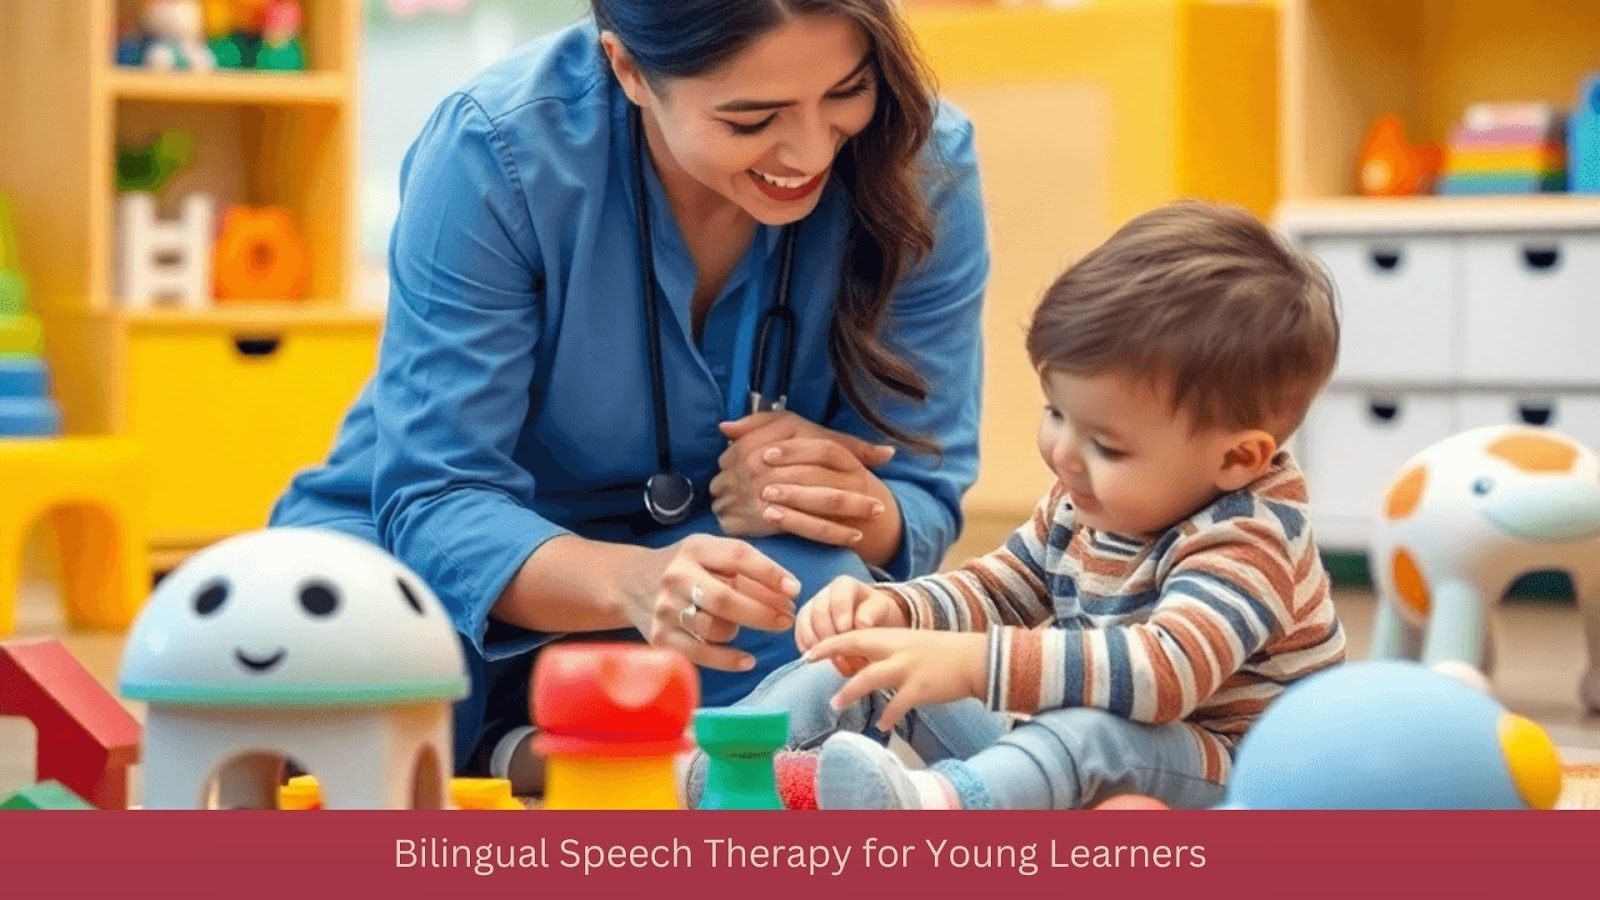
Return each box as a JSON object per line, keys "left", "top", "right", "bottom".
{"left": 272, "top": 0, "right": 988, "bottom": 786}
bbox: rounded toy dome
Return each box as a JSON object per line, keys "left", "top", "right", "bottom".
{"left": 120, "top": 528, "right": 468, "bottom": 707}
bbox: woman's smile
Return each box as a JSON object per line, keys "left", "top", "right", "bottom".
{"left": 748, "top": 167, "right": 827, "bottom": 201}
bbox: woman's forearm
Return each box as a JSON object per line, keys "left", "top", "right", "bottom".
{"left": 489, "top": 534, "right": 652, "bottom": 633}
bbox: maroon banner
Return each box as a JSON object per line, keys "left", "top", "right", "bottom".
{"left": 0, "top": 811, "right": 1595, "bottom": 898}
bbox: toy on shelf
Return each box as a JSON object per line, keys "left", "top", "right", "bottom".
{"left": 212, "top": 205, "right": 310, "bottom": 301}
{"left": 140, "top": 0, "right": 218, "bottom": 72}
{"left": 0, "top": 639, "right": 143, "bottom": 810}
{"left": 0, "top": 780, "right": 97, "bottom": 810}
{"left": 694, "top": 708, "right": 787, "bottom": 810}
{"left": 117, "top": 192, "right": 215, "bottom": 310}
{"left": 119, "top": 528, "right": 469, "bottom": 809}
{"left": 1357, "top": 114, "right": 1442, "bottom": 197}
{"left": 277, "top": 774, "right": 524, "bottom": 810}
{"left": 1439, "top": 103, "right": 1568, "bottom": 196}
{"left": 532, "top": 644, "right": 697, "bottom": 810}
{"left": 255, "top": 1, "right": 308, "bottom": 72}
{"left": 1368, "top": 426, "right": 1600, "bottom": 711}
{"left": 1221, "top": 661, "right": 1562, "bottom": 809}
{"left": 1572, "top": 73, "right": 1600, "bottom": 194}
{"left": 0, "top": 194, "right": 62, "bottom": 438}
{"left": 115, "top": 130, "right": 196, "bottom": 195}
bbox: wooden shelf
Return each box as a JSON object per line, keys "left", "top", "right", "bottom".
{"left": 1276, "top": 195, "right": 1600, "bottom": 235}
{"left": 86, "top": 304, "right": 384, "bottom": 330}
{"left": 105, "top": 68, "right": 349, "bottom": 105}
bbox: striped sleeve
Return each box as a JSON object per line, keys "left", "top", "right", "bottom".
{"left": 879, "top": 483, "right": 1067, "bottom": 633}
{"left": 987, "top": 516, "right": 1295, "bottom": 719}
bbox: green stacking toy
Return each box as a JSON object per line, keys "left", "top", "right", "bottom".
{"left": 694, "top": 708, "right": 789, "bottom": 810}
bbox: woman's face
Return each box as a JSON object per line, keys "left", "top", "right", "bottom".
{"left": 621, "top": 14, "right": 880, "bottom": 226}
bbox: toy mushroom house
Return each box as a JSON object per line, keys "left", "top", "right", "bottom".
{"left": 119, "top": 528, "right": 468, "bottom": 809}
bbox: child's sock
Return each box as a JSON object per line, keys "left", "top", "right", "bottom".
{"left": 488, "top": 725, "right": 544, "bottom": 796}
{"left": 815, "top": 732, "right": 962, "bottom": 810}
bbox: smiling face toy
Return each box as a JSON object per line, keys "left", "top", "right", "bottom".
{"left": 119, "top": 528, "right": 469, "bottom": 809}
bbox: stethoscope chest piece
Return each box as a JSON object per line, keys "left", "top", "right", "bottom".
{"left": 643, "top": 471, "right": 695, "bottom": 527}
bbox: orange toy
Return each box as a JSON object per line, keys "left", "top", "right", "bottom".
{"left": 532, "top": 644, "right": 697, "bottom": 810}
{"left": 1358, "top": 115, "right": 1443, "bottom": 197}
{"left": 212, "top": 205, "right": 309, "bottom": 301}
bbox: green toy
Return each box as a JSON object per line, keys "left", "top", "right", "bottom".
{"left": 0, "top": 780, "right": 95, "bottom": 810}
{"left": 115, "top": 130, "right": 196, "bottom": 194}
{"left": 0, "top": 193, "right": 28, "bottom": 317}
{"left": 694, "top": 708, "right": 788, "bottom": 810}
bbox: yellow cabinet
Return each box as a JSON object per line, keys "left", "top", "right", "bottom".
{"left": 906, "top": 1, "right": 1281, "bottom": 528}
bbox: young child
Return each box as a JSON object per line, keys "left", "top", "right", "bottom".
{"left": 718, "top": 200, "right": 1347, "bottom": 810}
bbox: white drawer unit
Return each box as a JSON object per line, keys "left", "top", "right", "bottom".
{"left": 1297, "top": 390, "right": 1457, "bottom": 551}
{"left": 1456, "top": 392, "right": 1600, "bottom": 450}
{"left": 1460, "top": 233, "right": 1600, "bottom": 384}
{"left": 1304, "top": 234, "right": 1458, "bottom": 383}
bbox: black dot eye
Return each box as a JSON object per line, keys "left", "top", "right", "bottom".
{"left": 299, "top": 582, "right": 340, "bottom": 618}
{"left": 194, "top": 580, "right": 229, "bottom": 617}
{"left": 397, "top": 578, "right": 425, "bottom": 616}
{"left": 1472, "top": 477, "right": 1495, "bottom": 496}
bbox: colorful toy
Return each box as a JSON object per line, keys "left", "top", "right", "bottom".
{"left": 1439, "top": 103, "right": 1568, "bottom": 195}
{"left": 531, "top": 644, "right": 696, "bottom": 810}
{"left": 254, "top": 1, "right": 306, "bottom": 71}
{"left": 1572, "top": 73, "right": 1600, "bottom": 194}
{"left": 0, "top": 639, "right": 143, "bottom": 810}
{"left": 694, "top": 708, "right": 787, "bottom": 810}
{"left": 0, "top": 780, "right": 96, "bottom": 810}
{"left": 117, "top": 192, "right": 214, "bottom": 310}
{"left": 277, "top": 775, "right": 524, "bottom": 810}
{"left": 1221, "top": 661, "right": 1562, "bottom": 809}
{"left": 775, "top": 750, "right": 819, "bottom": 810}
{"left": 140, "top": 0, "right": 217, "bottom": 71}
{"left": 0, "top": 438, "right": 152, "bottom": 636}
{"left": 212, "top": 205, "right": 309, "bottom": 301}
{"left": 119, "top": 528, "right": 469, "bottom": 809}
{"left": 115, "top": 130, "right": 196, "bottom": 195}
{"left": 1368, "top": 426, "right": 1600, "bottom": 711}
{"left": 1357, "top": 114, "right": 1442, "bottom": 197}
{"left": 0, "top": 194, "right": 60, "bottom": 437}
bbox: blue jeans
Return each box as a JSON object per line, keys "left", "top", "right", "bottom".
{"left": 741, "top": 659, "right": 1228, "bottom": 809}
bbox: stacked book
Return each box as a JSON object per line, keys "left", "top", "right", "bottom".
{"left": 1438, "top": 103, "right": 1568, "bottom": 196}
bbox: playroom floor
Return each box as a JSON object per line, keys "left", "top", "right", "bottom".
{"left": 6, "top": 556, "right": 1600, "bottom": 807}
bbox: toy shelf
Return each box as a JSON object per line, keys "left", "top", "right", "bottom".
{"left": 1283, "top": 0, "right": 1600, "bottom": 204}
{"left": 107, "top": 69, "right": 350, "bottom": 106}
{"left": 1278, "top": 195, "right": 1600, "bottom": 235}
{"left": 111, "top": 0, "right": 355, "bottom": 77}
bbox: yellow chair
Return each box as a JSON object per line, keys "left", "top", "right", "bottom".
{"left": 0, "top": 437, "right": 150, "bottom": 636}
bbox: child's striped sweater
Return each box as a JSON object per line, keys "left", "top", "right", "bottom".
{"left": 881, "top": 452, "right": 1345, "bottom": 753}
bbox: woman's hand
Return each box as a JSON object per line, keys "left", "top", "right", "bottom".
{"left": 621, "top": 534, "right": 802, "bottom": 672}
{"left": 803, "top": 629, "right": 988, "bottom": 731}
{"left": 710, "top": 411, "right": 898, "bottom": 553}
{"left": 794, "top": 576, "right": 907, "bottom": 676}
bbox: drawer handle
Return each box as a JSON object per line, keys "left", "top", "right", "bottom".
{"left": 1517, "top": 402, "right": 1555, "bottom": 427}
{"left": 234, "top": 336, "right": 282, "bottom": 357}
{"left": 1368, "top": 400, "right": 1400, "bottom": 423}
{"left": 1522, "top": 246, "right": 1562, "bottom": 271}
{"left": 1368, "top": 248, "right": 1403, "bottom": 272}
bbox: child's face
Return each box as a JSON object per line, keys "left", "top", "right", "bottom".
{"left": 1036, "top": 368, "right": 1270, "bottom": 536}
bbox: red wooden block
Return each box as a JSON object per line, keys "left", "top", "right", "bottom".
{"left": 0, "top": 638, "right": 142, "bottom": 809}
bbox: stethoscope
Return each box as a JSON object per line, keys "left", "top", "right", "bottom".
{"left": 631, "top": 105, "right": 800, "bottom": 526}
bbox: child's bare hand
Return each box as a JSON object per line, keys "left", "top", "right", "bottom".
{"left": 804, "top": 629, "right": 987, "bottom": 731}
{"left": 794, "top": 577, "right": 907, "bottom": 675}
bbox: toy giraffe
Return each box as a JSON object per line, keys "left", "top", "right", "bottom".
{"left": 1368, "top": 425, "right": 1600, "bottom": 710}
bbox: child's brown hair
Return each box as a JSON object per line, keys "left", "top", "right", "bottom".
{"left": 1026, "top": 200, "right": 1339, "bottom": 440}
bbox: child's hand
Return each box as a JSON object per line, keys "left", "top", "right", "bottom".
{"left": 804, "top": 629, "right": 987, "bottom": 731}
{"left": 794, "top": 577, "right": 907, "bottom": 675}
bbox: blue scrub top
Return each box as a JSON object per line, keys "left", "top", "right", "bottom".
{"left": 274, "top": 21, "right": 989, "bottom": 662}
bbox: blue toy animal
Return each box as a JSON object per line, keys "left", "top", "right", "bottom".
{"left": 1220, "top": 661, "right": 1563, "bottom": 809}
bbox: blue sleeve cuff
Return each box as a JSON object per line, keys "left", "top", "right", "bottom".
{"left": 882, "top": 476, "right": 959, "bottom": 580}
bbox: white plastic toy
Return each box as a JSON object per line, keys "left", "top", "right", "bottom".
{"left": 141, "top": 0, "right": 217, "bottom": 71}
{"left": 117, "top": 192, "right": 214, "bottom": 311}
{"left": 119, "top": 528, "right": 469, "bottom": 809}
{"left": 1369, "top": 425, "right": 1600, "bottom": 711}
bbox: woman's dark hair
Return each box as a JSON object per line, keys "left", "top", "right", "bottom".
{"left": 592, "top": 0, "right": 941, "bottom": 453}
